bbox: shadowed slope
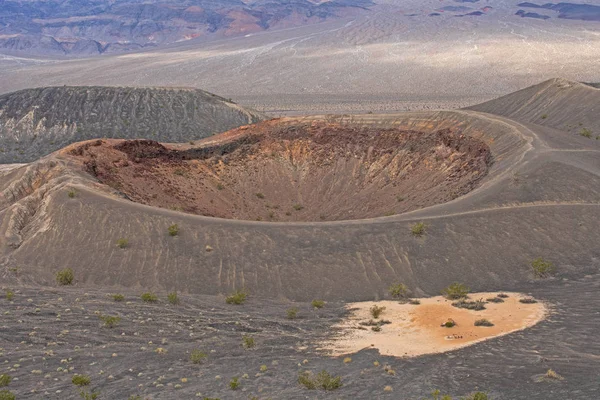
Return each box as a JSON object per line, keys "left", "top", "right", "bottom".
{"left": 0, "top": 86, "right": 266, "bottom": 163}
{"left": 467, "top": 78, "right": 600, "bottom": 136}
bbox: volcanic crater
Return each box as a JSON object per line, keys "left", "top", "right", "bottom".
{"left": 68, "top": 120, "right": 492, "bottom": 222}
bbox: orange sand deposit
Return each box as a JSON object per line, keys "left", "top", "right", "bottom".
{"left": 323, "top": 292, "right": 547, "bottom": 357}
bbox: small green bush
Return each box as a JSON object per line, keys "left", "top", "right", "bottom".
{"left": 216, "top": 183, "right": 224, "bottom": 190}
{"left": 174, "top": 169, "right": 185, "bottom": 176}
{"left": 72, "top": 374, "right": 91, "bottom": 386}
{"left": 540, "top": 114, "right": 548, "bottom": 119}
{"left": 442, "top": 283, "right": 469, "bottom": 300}
{"left": 112, "top": 293, "right": 125, "bottom": 302}
{"left": 68, "top": 188, "right": 77, "bottom": 198}
{"left": 409, "top": 299, "right": 421, "bottom": 305}
{"left": 298, "top": 370, "right": 342, "bottom": 391}
{"left": 443, "top": 319, "right": 456, "bottom": 328}
{"left": 371, "top": 325, "right": 382, "bottom": 332}
{"left": 452, "top": 299, "right": 486, "bottom": 311}
{"left": 167, "top": 292, "right": 180, "bottom": 305}
{"left": 474, "top": 319, "right": 494, "bottom": 327}
{"left": 411, "top": 222, "right": 426, "bottom": 236}
{"left": 531, "top": 257, "right": 555, "bottom": 278}
{"left": 287, "top": 307, "right": 298, "bottom": 319}
{"left": 99, "top": 314, "right": 121, "bottom": 328}
{"left": 5, "top": 290, "right": 14, "bottom": 301}
{"left": 168, "top": 224, "right": 179, "bottom": 236}
{"left": 580, "top": 128, "right": 593, "bottom": 138}
{"left": 293, "top": 204, "right": 304, "bottom": 211}
{"left": 388, "top": 283, "right": 409, "bottom": 299}
{"left": 225, "top": 290, "right": 247, "bottom": 305}
{"left": 140, "top": 292, "right": 158, "bottom": 303}
{"left": 79, "top": 390, "right": 99, "bottom": 400}
{"left": 0, "top": 391, "right": 15, "bottom": 400}
{"left": 229, "top": 377, "right": 240, "bottom": 390}
{"left": 255, "top": 192, "right": 265, "bottom": 199}
{"left": 0, "top": 375, "right": 11, "bottom": 387}
{"left": 116, "top": 238, "right": 128, "bottom": 249}
{"left": 370, "top": 305, "right": 386, "bottom": 319}
{"left": 242, "top": 335, "right": 255, "bottom": 349}
{"left": 190, "top": 349, "right": 207, "bottom": 364}
{"left": 56, "top": 268, "right": 74, "bottom": 285}
{"left": 465, "top": 392, "right": 489, "bottom": 400}
{"left": 311, "top": 299, "right": 325, "bottom": 309}
{"left": 520, "top": 297, "right": 538, "bottom": 304}
{"left": 486, "top": 297, "right": 504, "bottom": 303}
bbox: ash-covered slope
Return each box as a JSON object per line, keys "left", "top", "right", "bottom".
{"left": 467, "top": 78, "right": 599, "bottom": 136}
{"left": 0, "top": 86, "right": 265, "bottom": 163}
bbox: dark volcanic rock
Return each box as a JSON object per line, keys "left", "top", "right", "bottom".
{"left": 0, "top": 86, "right": 265, "bottom": 163}
{"left": 517, "top": 2, "right": 600, "bottom": 21}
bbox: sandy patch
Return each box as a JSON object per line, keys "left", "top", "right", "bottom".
{"left": 323, "top": 292, "right": 547, "bottom": 358}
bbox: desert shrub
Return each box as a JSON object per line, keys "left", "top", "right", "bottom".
{"left": 167, "top": 292, "right": 180, "bottom": 305}
{"left": 370, "top": 305, "right": 386, "bottom": 319}
{"left": 0, "top": 375, "right": 11, "bottom": 387}
{"left": 293, "top": 204, "right": 304, "bottom": 211}
{"left": 371, "top": 325, "right": 381, "bottom": 332}
{"left": 140, "top": 292, "right": 158, "bottom": 302}
{"left": 520, "top": 298, "right": 538, "bottom": 304}
{"left": 112, "top": 293, "right": 125, "bottom": 302}
{"left": 286, "top": 307, "right": 298, "bottom": 319}
{"left": 311, "top": 300, "right": 325, "bottom": 309}
{"left": 486, "top": 297, "right": 504, "bottom": 303}
{"left": 411, "top": 222, "right": 426, "bottom": 236}
{"left": 5, "top": 290, "right": 14, "bottom": 301}
{"left": 68, "top": 188, "right": 77, "bottom": 198}
{"left": 443, "top": 319, "right": 456, "bottom": 328}
{"left": 497, "top": 293, "right": 509, "bottom": 298}
{"left": 465, "top": 393, "right": 489, "bottom": 400}
{"left": 0, "top": 390, "right": 17, "bottom": 400}
{"left": 79, "top": 390, "right": 100, "bottom": 400}
{"left": 128, "top": 396, "right": 142, "bottom": 400}
{"left": 359, "top": 319, "right": 391, "bottom": 327}
{"left": 545, "top": 369, "right": 564, "bottom": 381}
{"left": 298, "top": 370, "right": 342, "bottom": 391}
{"left": 72, "top": 374, "right": 91, "bottom": 386}
{"left": 580, "top": 128, "right": 592, "bottom": 138}
{"left": 168, "top": 224, "right": 179, "bottom": 236}
{"left": 116, "top": 238, "right": 128, "bottom": 249}
{"left": 229, "top": 377, "right": 240, "bottom": 390}
{"left": 442, "top": 282, "right": 469, "bottom": 299}
{"left": 225, "top": 290, "right": 247, "bottom": 305}
{"left": 174, "top": 169, "right": 185, "bottom": 176}
{"left": 0, "top": 391, "right": 15, "bottom": 400}
{"left": 388, "top": 283, "right": 409, "bottom": 299}
{"left": 242, "top": 335, "right": 255, "bottom": 349}
{"left": 452, "top": 299, "right": 486, "bottom": 311}
{"left": 409, "top": 299, "right": 421, "bottom": 305}
{"left": 190, "top": 349, "right": 207, "bottom": 364}
{"left": 474, "top": 319, "right": 494, "bottom": 327}
{"left": 216, "top": 183, "right": 224, "bottom": 190}
{"left": 99, "top": 314, "right": 121, "bottom": 328}
{"left": 255, "top": 192, "right": 265, "bottom": 199}
{"left": 443, "top": 282, "right": 471, "bottom": 300}
{"left": 56, "top": 268, "right": 74, "bottom": 285}
{"left": 531, "top": 257, "right": 555, "bottom": 278}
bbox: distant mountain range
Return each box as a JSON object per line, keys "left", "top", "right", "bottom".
{"left": 0, "top": 0, "right": 374, "bottom": 56}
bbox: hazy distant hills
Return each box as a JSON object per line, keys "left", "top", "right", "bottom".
{"left": 0, "top": 86, "right": 265, "bottom": 163}
{"left": 0, "top": 0, "right": 374, "bottom": 56}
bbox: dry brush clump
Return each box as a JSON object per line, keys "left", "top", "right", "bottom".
{"left": 226, "top": 290, "right": 247, "bottom": 305}
{"left": 442, "top": 283, "right": 469, "bottom": 300}
{"left": 298, "top": 370, "right": 342, "bottom": 391}
{"left": 56, "top": 268, "right": 74, "bottom": 285}
{"left": 388, "top": 283, "right": 409, "bottom": 300}
{"left": 531, "top": 257, "right": 555, "bottom": 278}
